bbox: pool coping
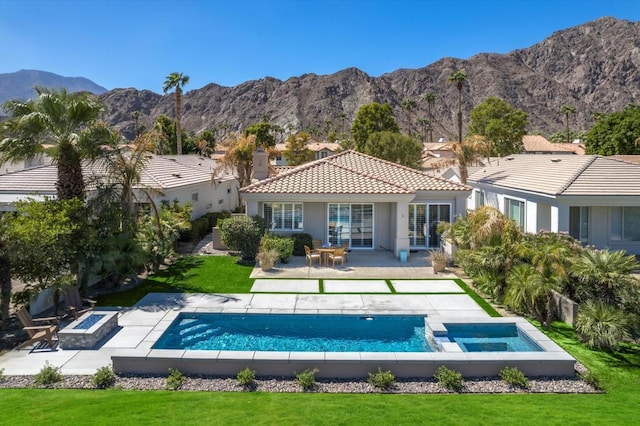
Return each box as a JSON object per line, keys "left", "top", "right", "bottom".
{"left": 112, "top": 305, "right": 575, "bottom": 378}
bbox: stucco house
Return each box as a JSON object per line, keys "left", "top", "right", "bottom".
{"left": 241, "top": 150, "right": 471, "bottom": 257}
{"left": 0, "top": 154, "right": 239, "bottom": 218}
{"left": 467, "top": 154, "right": 640, "bottom": 255}
{"left": 272, "top": 139, "right": 341, "bottom": 166}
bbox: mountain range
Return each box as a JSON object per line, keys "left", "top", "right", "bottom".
{"left": 2, "top": 17, "right": 638, "bottom": 141}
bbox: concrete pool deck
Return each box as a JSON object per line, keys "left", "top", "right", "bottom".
{"left": 0, "top": 283, "right": 575, "bottom": 378}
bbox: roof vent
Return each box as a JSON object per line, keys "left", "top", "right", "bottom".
{"left": 505, "top": 156, "right": 514, "bottom": 161}
{"left": 550, "top": 158, "right": 561, "bottom": 162}
{"left": 172, "top": 173, "right": 182, "bottom": 178}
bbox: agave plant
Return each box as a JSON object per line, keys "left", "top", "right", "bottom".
{"left": 575, "top": 300, "right": 630, "bottom": 350}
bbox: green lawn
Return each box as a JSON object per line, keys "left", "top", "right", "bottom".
{"left": 96, "top": 255, "right": 254, "bottom": 306}
{"left": 6, "top": 257, "right": 638, "bottom": 424}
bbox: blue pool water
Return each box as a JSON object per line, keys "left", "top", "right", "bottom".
{"left": 153, "top": 314, "right": 432, "bottom": 352}
{"left": 443, "top": 323, "right": 543, "bottom": 352}
{"left": 73, "top": 314, "right": 105, "bottom": 330}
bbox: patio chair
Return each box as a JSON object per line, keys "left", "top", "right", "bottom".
{"left": 311, "top": 240, "right": 323, "bottom": 252}
{"left": 304, "top": 245, "right": 321, "bottom": 266}
{"left": 328, "top": 247, "right": 345, "bottom": 268}
{"left": 62, "top": 286, "right": 96, "bottom": 320}
{"left": 16, "top": 307, "right": 59, "bottom": 350}
{"left": 340, "top": 242, "right": 349, "bottom": 262}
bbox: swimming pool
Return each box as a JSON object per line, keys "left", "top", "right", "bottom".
{"left": 153, "top": 313, "right": 433, "bottom": 352}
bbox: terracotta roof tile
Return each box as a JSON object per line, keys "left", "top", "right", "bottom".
{"left": 241, "top": 150, "right": 469, "bottom": 194}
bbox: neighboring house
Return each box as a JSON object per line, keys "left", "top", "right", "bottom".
{"left": 241, "top": 150, "right": 471, "bottom": 257}
{"left": 521, "top": 135, "right": 585, "bottom": 155}
{"left": 0, "top": 154, "right": 50, "bottom": 175}
{"left": 0, "top": 154, "right": 239, "bottom": 219}
{"left": 272, "top": 139, "right": 341, "bottom": 166}
{"left": 467, "top": 154, "right": 640, "bottom": 255}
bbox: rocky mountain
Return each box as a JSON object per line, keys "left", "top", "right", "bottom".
{"left": 0, "top": 69, "right": 108, "bottom": 105}
{"left": 7, "top": 17, "right": 640, "bottom": 142}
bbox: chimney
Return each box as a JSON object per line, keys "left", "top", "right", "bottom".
{"left": 252, "top": 146, "right": 269, "bottom": 181}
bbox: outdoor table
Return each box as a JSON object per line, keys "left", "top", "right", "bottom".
{"left": 315, "top": 247, "right": 337, "bottom": 266}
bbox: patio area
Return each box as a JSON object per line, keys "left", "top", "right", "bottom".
{"left": 251, "top": 249, "right": 457, "bottom": 279}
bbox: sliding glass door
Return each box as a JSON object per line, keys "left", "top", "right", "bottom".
{"left": 408, "top": 204, "right": 427, "bottom": 247}
{"left": 427, "top": 204, "right": 451, "bottom": 248}
{"left": 328, "top": 203, "right": 373, "bottom": 248}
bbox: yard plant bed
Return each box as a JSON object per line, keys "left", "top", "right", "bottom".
{"left": 0, "top": 371, "right": 598, "bottom": 394}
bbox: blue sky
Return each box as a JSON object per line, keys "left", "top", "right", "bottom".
{"left": 1, "top": 0, "right": 638, "bottom": 93}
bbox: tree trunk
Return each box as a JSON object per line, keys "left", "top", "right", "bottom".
{"left": 56, "top": 141, "right": 85, "bottom": 200}
{"left": 0, "top": 251, "right": 11, "bottom": 331}
{"left": 457, "top": 87, "right": 463, "bottom": 143}
{"left": 544, "top": 293, "right": 555, "bottom": 328}
{"left": 176, "top": 88, "right": 182, "bottom": 155}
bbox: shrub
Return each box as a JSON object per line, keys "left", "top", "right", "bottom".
{"left": 295, "top": 368, "right": 318, "bottom": 391}
{"left": 290, "top": 233, "right": 313, "bottom": 256}
{"left": 575, "top": 300, "right": 630, "bottom": 350}
{"left": 35, "top": 362, "right": 62, "bottom": 386}
{"left": 261, "top": 234, "right": 294, "bottom": 263}
{"left": 0, "top": 367, "right": 4, "bottom": 382}
{"left": 203, "top": 211, "right": 231, "bottom": 229}
{"left": 367, "top": 368, "right": 396, "bottom": 390}
{"left": 92, "top": 366, "right": 116, "bottom": 389}
{"left": 219, "top": 215, "right": 269, "bottom": 260}
{"left": 166, "top": 368, "right": 186, "bottom": 390}
{"left": 434, "top": 365, "right": 463, "bottom": 392}
{"left": 236, "top": 367, "right": 257, "bottom": 389}
{"left": 499, "top": 366, "right": 528, "bottom": 388}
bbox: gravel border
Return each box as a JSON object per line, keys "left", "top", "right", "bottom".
{"left": 0, "top": 364, "right": 601, "bottom": 394}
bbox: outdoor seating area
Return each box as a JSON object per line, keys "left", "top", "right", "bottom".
{"left": 15, "top": 307, "right": 59, "bottom": 350}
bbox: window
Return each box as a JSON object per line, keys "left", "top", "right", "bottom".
{"left": 569, "top": 207, "right": 589, "bottom": 244}
{"left": 328, "top": 203, "right": 374, "bottom": 248}
{"left": 475, "top": 190, "right": 485, "bottom": 209}
{"left": 505, "top": 198, "right": 525, "bottom": 230}
{"left": 611, "top": 207, "right": 640, "bottom": 242}
{"left": 427, "top": 204, "right": 451, "bottom": 248}
{"left": 263, "top": 203, "right": 303, "bottom": 230}
{"left": 191, "top": 192, "right": 199, "bottom": 202}
{"left": 408, "top": 204, "right": 426, "bottom": 246}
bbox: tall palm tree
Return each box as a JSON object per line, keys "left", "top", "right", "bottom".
{"left": 422, "top": 92, "right": 436, "bottom": 142}
{"left": 163, "top": 72, "right": 190, "bottom": 155}
{"left": 402, "top": 98, "right": 417, "bottom": 135}
{"left": 561, "top": 105, "right": 577, "bottom": 143}
{"left": 448, "top": 71, "right": 467, "bottom": 143}
{"left": 442, "top": 134, "right": 489, "bottom": 184}
{"left": 0, "top": 87, "right": 108, "bottom": 200}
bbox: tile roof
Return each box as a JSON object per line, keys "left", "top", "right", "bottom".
{"left": 0, "top": 154, "right": 224, "bottom": 196}
{"left": 522, "top": 135, "right": 575, "bottom": 153}
{"left": 241, "top": 150, "right": 469, "bottom": 195}
{"left": 468, "top": 154, "right": 640, "bottom": 196}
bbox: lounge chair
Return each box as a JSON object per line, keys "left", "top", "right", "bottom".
{"left": 16, "top": 307, "right": 59, "bottom": 350}
{"left": 304, "top": 245, "right": 321, "bottom": 266}
{"left": 341, "top": 241, "right": 349, "bottom": 262}
{"left": 62, "top": 286, "right": 96, "bottom": 320}
{"left": 328, "top": 248, "right": 345, "bottom": 268}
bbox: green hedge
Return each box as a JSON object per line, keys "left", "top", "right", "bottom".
{"left": 261, "top": 234, "right": 294, "bottom": 263}
{"left": 290, "top": 233, "right": 313, "bottom": 256}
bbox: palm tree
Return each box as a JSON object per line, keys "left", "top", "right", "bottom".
{"left": 163, "top": 72, "right": 190, "bottom": 155}
{"left": 570, "top": 248, "right": 638, "bottom": 305}
{"left": 422, "top": 92, "right": 436, "bottom": 142}
{"left": 402, "top": 98, "right": 417, "bottom": 135}
{"left": 0, "top": 87, "right": 108, "bottom": 200}
{"left": 442, "top": 134, "right": 489, "bottom": 184}
{"left": 561, "top": 105, "right": 577, "bottom": 143}
{"left": 448, "top": 71, "right": 467, "bottom": 143}
{"left": 0, "top": 234, "right": 11, "bottom": 331}
{"left": 575, "top": 300, "right": 630, "bottom": 350}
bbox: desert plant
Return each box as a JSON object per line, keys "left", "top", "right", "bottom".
{"left": 35, "top": 361, "right": 62, "bottom": 386}
{"left": 260, "top": 234, "right": 294, "bottom": 263}
{"left": 256, "top": 248, "right": 279, "bottom": 271}
{"left": 237, "top": 367, "right": 257, "bottom": 389}
{"left": 295, "top": 368, "right": 319, "bottom": 391}
{"left": 575, "top": 300, "right": 630, "bottom": 350}
{"left": 165, "top": 368, "right": 186, "bottom": 390}
{"left": 499, "top": 366, "right": 529, "bottom": 388}
{"left": 91, "top": 366, "right": 116, "bottom": 389}
{"left": 367, "top": 368, "right": 396, "bottom": 390}
{"left": 434, "top": 365, "right": 463, "bottom": 392}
